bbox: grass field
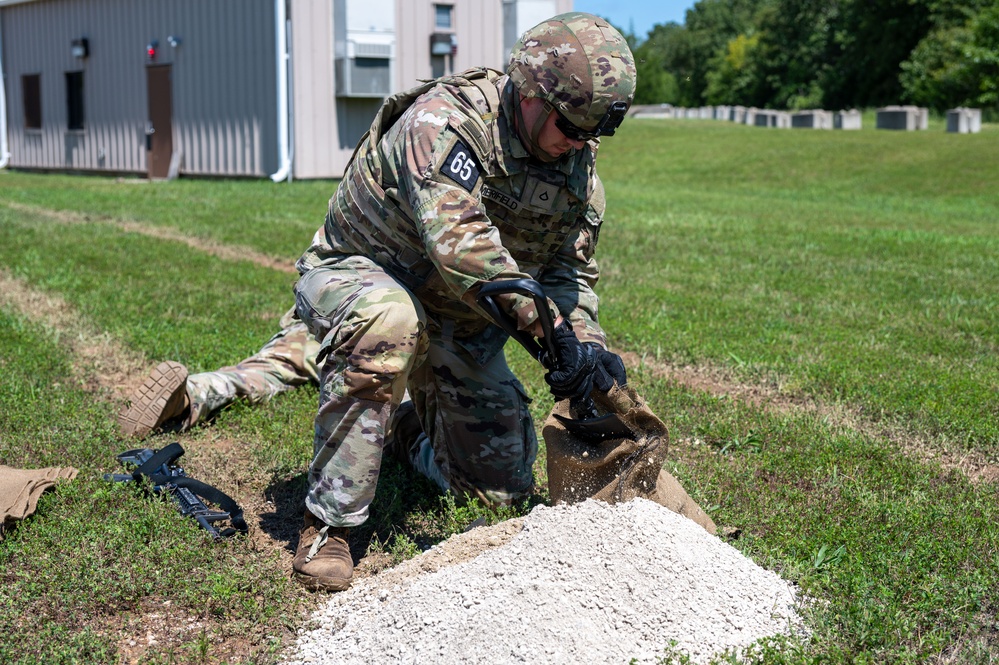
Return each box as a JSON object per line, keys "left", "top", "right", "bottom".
{"left": 1, "top": 117, "right": 997, "bottom": 664}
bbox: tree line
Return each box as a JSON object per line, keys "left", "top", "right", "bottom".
{"left": 628, "top": 0, "right": 999, "bottom": 115}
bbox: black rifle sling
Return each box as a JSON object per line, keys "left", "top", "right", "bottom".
{"left": 132, "top": 442, "right": 248, "bottom": 535}
{"left": 147, "top": 475, "right": 249, "bottom": 535}
{"left": 133, "top": 441, "right": 185, "bottom": 477}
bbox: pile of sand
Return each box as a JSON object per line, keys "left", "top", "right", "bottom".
{"left": 284, "top": 498, "right": 806, "bottom": 664}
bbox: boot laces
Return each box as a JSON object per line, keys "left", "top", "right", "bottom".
{"left": 305, "top": 525, "right": 329, "bottom": 563}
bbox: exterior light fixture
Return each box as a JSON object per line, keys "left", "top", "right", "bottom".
{"left": 168, "top": 35, "right": 181, "bottom": 48}
{"left": 146, "top": 39, "right": 158, "bottom": 61}
{"left": 71, "top": 37, "right": 89, "bottom": 59}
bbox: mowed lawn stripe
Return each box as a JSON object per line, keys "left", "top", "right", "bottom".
{"left": 0, "top": 204, "right": 294, "bottom": 372}
{"left": 0, "top": 268, "right": 151, "bottom": 399}
{"left": 3, "top": 200, "right": 297, "bottom": 274}
{"left": 0, "top": 171, "right": 330, "bottom": 261}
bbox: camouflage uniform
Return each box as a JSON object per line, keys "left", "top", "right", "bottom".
{"left": 184, "top": 308, "right": 320, "bottom": 427}
{"left": 295, "top": 13, "right": 634, "bottom": 528}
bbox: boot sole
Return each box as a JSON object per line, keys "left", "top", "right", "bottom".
{"left": 118, "top": 361, "right": 188, "bottom": 438}
{"left": 293, "top": 571, "right": 352, "bottom": 592}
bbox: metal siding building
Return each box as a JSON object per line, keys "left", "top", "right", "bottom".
{"left": 0, "top": 0, "right": 278, "bottom": 177}
{"left": 0, "top": 0, "right": 571, "bottom": 179}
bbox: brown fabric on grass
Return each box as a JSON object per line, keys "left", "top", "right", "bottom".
{"left": 543, "top": 384, "right": 717, "bottom": 534}
{"left": 0, "top": 465, "right": 78, "bottom": 539}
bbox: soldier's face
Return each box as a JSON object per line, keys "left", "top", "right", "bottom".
{"left": 519, "top": 97, "right": 586, "bottom": 159}
{"left": 537, "top": 111, "right": 587, "bottom": 158}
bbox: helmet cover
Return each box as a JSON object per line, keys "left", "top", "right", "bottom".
{"left": 507, "top": 12, "right": 636, "bottom": 136}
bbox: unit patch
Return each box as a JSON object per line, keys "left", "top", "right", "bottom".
{"left": 440, "top": 140, "right": 481, "bottom": 192}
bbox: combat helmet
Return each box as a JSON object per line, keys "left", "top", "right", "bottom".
{"left": 507, "top": 12, "right": 636, "bottom": 140}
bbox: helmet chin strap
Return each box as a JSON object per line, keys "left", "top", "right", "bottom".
{"left": 515, "top": 97, "right": 559, "bottom": 163}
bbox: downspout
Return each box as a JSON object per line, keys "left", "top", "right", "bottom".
{"left": 0, "top": 10, "right": 11, "bottom": 169}
{"left": 269, "top": 0, "right": 291, "bottom": 182}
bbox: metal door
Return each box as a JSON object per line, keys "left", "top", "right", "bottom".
{"left": 145, "top": 65, "right": 173, "bottom": 179}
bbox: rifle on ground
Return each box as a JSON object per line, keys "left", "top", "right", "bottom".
{"left": 104, "top": 442, "right": 248, "bottom": 540}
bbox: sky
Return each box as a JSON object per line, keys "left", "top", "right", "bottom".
{"left": 573, "top": 0, "right": 696, "bottom": 39}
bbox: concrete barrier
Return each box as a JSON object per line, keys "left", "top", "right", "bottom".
{"left": 876, "top": 105, "right": 929, "bottom": 130}
{"left": 791, "top": 110, "right": 833, "bottom": 129}
{"left": 946, "top": 107, "right": 982, "bottom": 134}
{"left": 754, "top": 110, "right": 791, "bottom": 128}
{"left": 834, "top": 109, "right": 862, "bottom": 130}
{"left": 629, "top": 104, "right": 676, "bottom": 119}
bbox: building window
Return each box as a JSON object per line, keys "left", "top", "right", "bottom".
{"left": 22, "top": 74, "right": 42, "bottom": 130}
{"left": 66, "top": 71, "right": 84, "bottom": 131}
{"left": 434, "top": 4, "right": 453, "bottom": 29}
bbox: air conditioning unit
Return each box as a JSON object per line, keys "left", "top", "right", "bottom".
{"left": 335, "top": 42, "right": 392, "bottom": 97}
{"left": 334, "top": 0, "right": 395, "bottom": 98}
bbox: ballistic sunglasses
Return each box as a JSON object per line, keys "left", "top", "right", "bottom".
{"left": 553, "top": 101, "right": 629, "bottom": 141}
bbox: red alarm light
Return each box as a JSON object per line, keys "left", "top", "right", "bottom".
{"left": 146, "top": 40, "right": 158, "bottom": 61}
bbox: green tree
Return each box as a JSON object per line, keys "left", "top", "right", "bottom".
{"left": 626, "top": 21, "right": 682, "bottom": 104}
{"left": 642, "top": 21, "right": 700, "bottom": 106}
{"left": 900, "top": 3, "right": 999, "bottom": 111}
{"left": 748, "top": 0, "right": 839, "bottom": 109}
{"left": 704, "top": 33, "right": 762, "bottom": 105}
{"left": 634, "top": 45, "right": 681, "bottom": 104}
{"left": 639, "top": 0, "right": 768, "bottom": 107}
{"left": 820, "top": 0, "right": 935, "bottom": 109}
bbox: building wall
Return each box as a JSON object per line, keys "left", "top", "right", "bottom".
{"left": 395, "top": 0, "right": 505, "bottom": 94}
{"left": 293, "top": 0, "right": 515, "bottom": 180}
{"left": 1, "top": 0, "right": 574, "bottom": 179}
{"left": 297, "top": 0, "right": 573, "bottom": 179}
{"left": 291, "top": 0, "right": 390, "bottom": 179}
{"left": 290, "top": 0, "right": 338, "bottom": 179}
{"left": 504, "top": 0, "right": 573, "bottom": 58}
{"left": 1, "top": 0, "right": 278, "bottom": 176}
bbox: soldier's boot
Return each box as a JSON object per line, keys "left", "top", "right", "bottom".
{"left": 292, "top": 510, "right": 353, "bottom": 592}
{"left": 118, "top": 361, "right": 191, "bottom": 438}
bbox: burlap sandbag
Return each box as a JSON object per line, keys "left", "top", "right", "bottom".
{"left": 543, "top": 384, "right": 717, "bottom": 535}
{"left": 0, "top": 465, "right": 78, "bottom": 539}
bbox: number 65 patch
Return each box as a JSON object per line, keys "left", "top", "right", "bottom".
{"left": 440, "top": 139, "right": 481, "bottom": 192}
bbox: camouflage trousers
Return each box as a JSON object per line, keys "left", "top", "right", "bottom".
{"left": 294, "top": 254, "right": 537, "bottom": 528}
{"left": 185, "top": 309, "right": 320, "bottom": 428}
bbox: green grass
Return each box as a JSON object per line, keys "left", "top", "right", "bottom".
{"left": 1, "top": 118, "right": 998, "bottom": 663}
{"left": 0, "top": 307, "right": 294, "bottom": 664}
{"left": 599, "top": 119, "right": 999, "bottom": 449}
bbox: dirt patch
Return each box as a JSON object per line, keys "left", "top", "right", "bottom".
{"left": 180, "top": 432, "right": 304, "bottom": 575}
{"left": 0, "top": 268, "right": 150, "bottom": 399}
{"left": 112, "top": 597, "right": 210, "bottom": 665}
{"left": 4, "top": 201, "right": 296, "bottom": 275}
{"left": 619, "top": 351, "right": 999, "bottom": 484}
{"left": 104, "top": 595, "right": 300, "bottom": 665}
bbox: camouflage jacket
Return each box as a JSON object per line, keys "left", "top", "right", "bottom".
{"left": 297, "top": 68, "right": 608, "bottom": 364}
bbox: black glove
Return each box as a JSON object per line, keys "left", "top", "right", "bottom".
{"left": 586, "top": 343, "right": 627, "bottom": 393}
{"left": 544, "top": 321, "right": 597, "bottom": 400}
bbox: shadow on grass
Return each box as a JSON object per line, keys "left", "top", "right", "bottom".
{"left": 260, "top": 457, "right": 548, "bottom": 565}
{"left": 259, "top": 458, "right": 451, "bottom": 564}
